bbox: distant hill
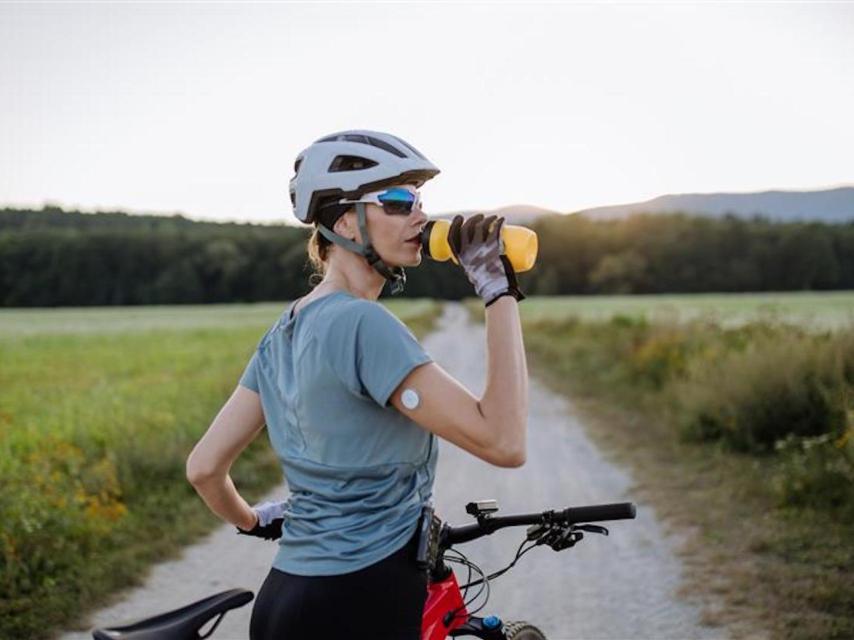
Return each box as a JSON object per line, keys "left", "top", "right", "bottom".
{"left": 8, "top": 186, "right": 854, "bottom": 231}
{"left": 430, "top": 204, "right": 561, "bottom": 226}
{"left": 576, "top": 186, "right": 854, "bottom": 223}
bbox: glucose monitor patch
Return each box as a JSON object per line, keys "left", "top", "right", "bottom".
{"left": 401, "top": 388, "right": 421, "bottom": 410}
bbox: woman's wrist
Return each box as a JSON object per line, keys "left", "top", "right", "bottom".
{"left": 485, "top": 289, "right": 524, "bottom": 308}
{"left": 238, "top": 509, "right": 259, "bottom": 531}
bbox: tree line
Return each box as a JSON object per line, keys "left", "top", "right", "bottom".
{"left": 1, "top": 206, "right": 852, "bottom": 306}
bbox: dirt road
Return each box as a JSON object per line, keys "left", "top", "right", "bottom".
{"left": 62, "top": 303, "right": 722, "bottom": 640}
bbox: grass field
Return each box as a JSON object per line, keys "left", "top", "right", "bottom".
{"left": 0, "top": 298, "right": 439, "bottom": 336}
{"left": 0, "top": 297, "right": 441, "bottom": 640}
{"left": 518, "top": 291, "right": 854, "bottom": 330}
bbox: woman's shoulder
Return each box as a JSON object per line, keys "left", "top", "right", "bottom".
{"left": 314, "top": 294, "right": 416, "bottom": 346}
{"left": 323, "top": 294, "right": 399, "bottom": 330}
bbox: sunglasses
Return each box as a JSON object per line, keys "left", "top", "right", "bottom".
{"left": 338, "top": 186, "right": 424, "bottom": 216}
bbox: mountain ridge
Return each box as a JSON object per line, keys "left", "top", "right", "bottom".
{"left": 574, "top": 186, "right": 854, "bottom": 223}
{"left": 429, "top": 186, "right": 854, "bottom": 225}
{"left": 5, "top": 185, "right": 853, "bottom": 227}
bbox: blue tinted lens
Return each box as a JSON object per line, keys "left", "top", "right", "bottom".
{"left": 377, "top": 187, "right": 416, "bottom": 204}
{"left": 377, "top": 187, "right": 418, "bottom": 215}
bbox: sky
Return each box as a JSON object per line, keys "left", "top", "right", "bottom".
{"left": 2, "top": 1, "right": 853, "bottom": 226}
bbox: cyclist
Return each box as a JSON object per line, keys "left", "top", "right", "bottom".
{"left": 185, "top": 129, "right": 529, "bottom": 640}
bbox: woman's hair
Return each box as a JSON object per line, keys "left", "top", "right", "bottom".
{"left": 306, "top": 197, "right": 352, "bottom": 284}
{"left": 307, "top": 226, "right": 332, "bottom": 284}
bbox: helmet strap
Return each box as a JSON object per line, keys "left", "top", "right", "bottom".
{"left": 316, "top": 203, "right": 406, "bottom": 295}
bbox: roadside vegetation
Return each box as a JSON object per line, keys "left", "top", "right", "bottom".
{"left": 0, "top": 299, "right": 441, "bottom": 640}
{"left": 469, "top": 294, "right": 854, "bottom": 640}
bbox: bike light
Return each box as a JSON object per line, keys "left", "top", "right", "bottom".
{"left": 466, "top": 500, "right": 499, "bottom": 517}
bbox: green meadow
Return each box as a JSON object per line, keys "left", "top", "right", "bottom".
{"left": 518, "top": 290, "right": 854, "bottom": 330}
{"left": 0, "top": 299, "right": 441, "bottom": 640}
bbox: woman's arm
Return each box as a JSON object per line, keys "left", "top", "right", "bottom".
{"left": 480, "top": 294, "right": 528, "bottom": 457}
{"left": 390, "top": 294, "right": 528, "bottom": 467}
{"left": 186, "top": 385, "right": 266, "bottom": 530}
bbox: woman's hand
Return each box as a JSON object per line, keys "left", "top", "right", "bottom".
{"left": 447, "top": 214, "right": 525, "bottom": 307}
{"left": 253, "top": 500, "right": 288, "bottom": 527}
{"left": 236, "top": 500, "right": 287, "bottom": 540}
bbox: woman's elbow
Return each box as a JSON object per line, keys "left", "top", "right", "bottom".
{"left": 496, "top": 417, "right": 527, "bottom": 468}
{"left": 488, "top": 436, "right": 527, "bottom": 468}
{"left": 499, "top": 447, "right": 526, "bottom": 468}
{"left": 186, "top": 452, "right": 218, "bottom": 486}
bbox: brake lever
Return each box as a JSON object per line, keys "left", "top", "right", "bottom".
{"left": 526, "top": 522, "right": 610, "bottom": 552}
{"left": 526, "top": 523, "right": 546, "bottom": 541}
{"left": 575, "top": 524, "right": 609, "bottom": 536}
{"left": 545, "top": 528, "right": 583, "bottom": 551}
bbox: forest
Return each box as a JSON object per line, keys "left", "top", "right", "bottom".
{"left": 1, "top": 206, "right": 852, "bottom": 306}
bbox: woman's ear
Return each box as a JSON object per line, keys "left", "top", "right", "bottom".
{"left": 334, "top": 210, "right": 358, "bottom": 242}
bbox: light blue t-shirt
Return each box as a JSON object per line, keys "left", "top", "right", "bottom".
{"left": 238, "top": 291, "right": 437, "bottom": 576}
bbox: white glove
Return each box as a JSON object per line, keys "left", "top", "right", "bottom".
{"left": 252, "top": 500, "right": 288, "bottom": 527}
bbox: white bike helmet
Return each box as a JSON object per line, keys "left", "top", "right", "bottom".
{"left": 289, "top": 130, "right": 440, "bottom": 294}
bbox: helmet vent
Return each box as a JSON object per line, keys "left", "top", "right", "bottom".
{"left": 313, "top": 132, "right": 407, "bottom": 158}
{"left": 328, "top": 155, "right": 379, "bottom": 173}
{"left": 391, "top": 135, "right": 427, "bottom": 160}
{"left": 364, "top": 136, "right": 407, "bottom": 158}
{"left": 342, "top": 134, "right": 369, "bottom": 144}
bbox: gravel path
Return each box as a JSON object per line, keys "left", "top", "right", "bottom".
{"left": 62, "top": 303, "right": 724, "bottom": 640}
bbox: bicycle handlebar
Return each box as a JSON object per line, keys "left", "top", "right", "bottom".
{"left": 236, "top": 501, "right": 638, "bottom": 551}
{"left": 559, "top": 502, "right": 636, "bottom": 523}
{"left": 441, "top": 502, "right": 636, "bottom": 548}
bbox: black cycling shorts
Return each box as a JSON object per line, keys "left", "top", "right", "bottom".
{"left": 249, "top": 527, "right": 427, "bottom": 640}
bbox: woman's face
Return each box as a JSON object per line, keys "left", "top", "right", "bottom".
{"left": 335, "top": 185, "right": 428, "bottom": 268}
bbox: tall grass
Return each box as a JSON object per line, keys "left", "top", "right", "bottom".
{"left": 476, "top": 297, "right": 854, "bottom": 638}
{"left": 514, "top": 313, "right": 854, "bottom": 514}
{"left": 673, "top": 330, "right": 854, "bottom": 453}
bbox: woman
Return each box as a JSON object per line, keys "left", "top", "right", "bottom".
{"left": 185, "top": 130, "right": 529, "bottom": 639}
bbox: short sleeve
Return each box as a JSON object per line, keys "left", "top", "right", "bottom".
{"left": 238, "top": 351, "right": 261, "bottom": 393}
{"left": 328, "top": 301, "right": 433, "bottom": 407}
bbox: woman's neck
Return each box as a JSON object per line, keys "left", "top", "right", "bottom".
{"left": 318, "top": 254, "right": 386, "bottom": 301}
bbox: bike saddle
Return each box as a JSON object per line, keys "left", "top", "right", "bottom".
{"left": 91, "top": 588, "right": 254, "bottom": 640}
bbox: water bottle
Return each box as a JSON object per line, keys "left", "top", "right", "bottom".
{"left": 419, "top": 218, "right": 539, "bottom": 273}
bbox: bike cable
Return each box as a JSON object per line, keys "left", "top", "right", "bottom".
{"left": 442, "top": 548, "right": 491, "bottom": 624}
{"left": 458, "top": 536, "right": 541, "bottom": 590}
{"left": 446, "top": 549, "right": 488, "bottom": 610}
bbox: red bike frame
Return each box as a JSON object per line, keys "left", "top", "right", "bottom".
{"left": 421, "top": 570, "right": 468, "bottom": 640}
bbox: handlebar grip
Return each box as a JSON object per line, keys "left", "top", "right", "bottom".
{"left": 560, "top": 502, "right": 636, "bottom": 523}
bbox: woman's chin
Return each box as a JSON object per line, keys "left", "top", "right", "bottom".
{"left": 406, "top": 250, "right": 423, "bottom": 267}
{"left": 380, "top": 244, "right": 422, "bottom": 269}
{"left": 396, "top": 245, "right": 423, "bottom": 267}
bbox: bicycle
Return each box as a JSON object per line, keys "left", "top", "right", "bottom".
{"left": 92, "top": 499, "right": 636, "bottom": 639}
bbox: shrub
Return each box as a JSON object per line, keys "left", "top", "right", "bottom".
{"left": 674, "top": 331, "right": 853, "bottom": 452}
{"left": 773, "top": 429, "right": 854, "bottom": 520}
